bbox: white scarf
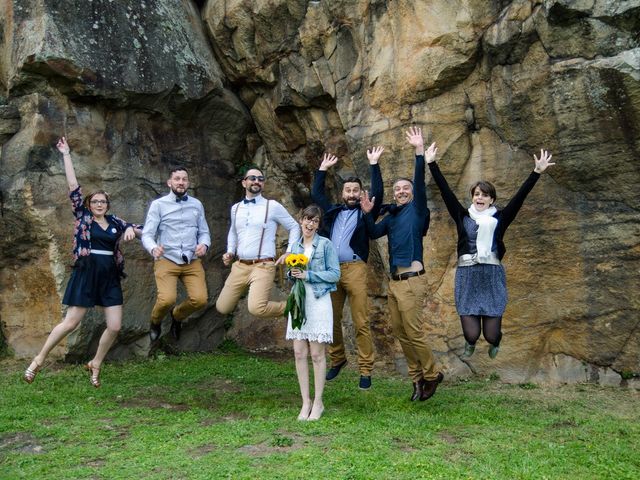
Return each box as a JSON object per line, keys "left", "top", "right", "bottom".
{"left": 468, "top": 205, "right": 498, "bottom": 261}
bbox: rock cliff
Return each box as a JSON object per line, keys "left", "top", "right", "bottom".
{"left": 1, "top": 0, "right": 638, "bottom": 385}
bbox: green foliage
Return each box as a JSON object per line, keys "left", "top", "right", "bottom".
{"left": 1, "top": 353, "right": 639, "bottom": 479}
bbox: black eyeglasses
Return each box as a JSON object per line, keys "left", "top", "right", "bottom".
{"left": 244, "top": 175, "right": 265, "bottom": 182}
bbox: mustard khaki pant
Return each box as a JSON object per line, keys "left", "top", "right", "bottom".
{"left": 328, "top": 261, "right": 374, "bottom": 375}
{"left": 215, "top": 261, "right": 285, "bottom": 318}
{"left": 151, "top": 258, "right": 208, "bottom": 324}
{"left": 388, "top": 275, "right": 438, "bottom": 382}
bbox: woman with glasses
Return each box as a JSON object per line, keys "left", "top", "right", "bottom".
{"left": 24, "top": 137, "right": 141, "bottom": 388}
{"left": 286, "top": 205, "right": 340, "bottom": 421}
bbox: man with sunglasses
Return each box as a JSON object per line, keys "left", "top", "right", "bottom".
{"left": 142, "top": 167, "right": 211, "bottom": 342}
{"left": 311, "top": 149, "right": 384, "bottom": 390}
{"left": 216, "top": 167, "right": 300, "bottom": 318}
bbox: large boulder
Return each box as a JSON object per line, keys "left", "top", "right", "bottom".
{"left": 0, "top": 0, "right": 253, "bottom": 360}
{"left": 204, "top": 0, "right": 640, "bottom": 385}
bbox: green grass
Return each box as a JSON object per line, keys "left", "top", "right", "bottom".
{"left": 1, "top": 351, "right": 638, "bottom": 479}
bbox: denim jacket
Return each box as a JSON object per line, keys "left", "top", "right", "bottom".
{"left": 290, "top": 234, "right": 340, "bottom": 299}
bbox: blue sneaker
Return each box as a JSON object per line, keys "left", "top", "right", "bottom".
{"left": 359, "top": 375, "right": 372, "bottom": 390}
{"left": 326, "top": 360, "right": 347, "bottom": 381}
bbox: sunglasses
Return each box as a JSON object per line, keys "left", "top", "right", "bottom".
{"left": 244, "top": 175, "right": 265, "bottom": 182}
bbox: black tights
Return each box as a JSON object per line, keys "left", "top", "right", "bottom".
{"left": 460, "top": 315, "right": 502, "bottom": 347}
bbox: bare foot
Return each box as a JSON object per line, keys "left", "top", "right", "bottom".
{"left": 297, "top": 402, "right": 312, "bottom": 421}
{"left": 308, "top": 402, "right": 324, "bottom": 421}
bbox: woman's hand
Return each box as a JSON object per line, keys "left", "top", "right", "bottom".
{"left": 424, "top": 142, "right": 438, "bottom": 164}
{"left": 123, "top": 226, "right": 136, "bottom": 241}
{"left": 290, "top": 268, "right": 307, "bottom": 280}
{"left": 56, "top": 137, "right": 70, "bottom": 155}
{"left": 533, "top": 149, "right": 555, "bottom": 173}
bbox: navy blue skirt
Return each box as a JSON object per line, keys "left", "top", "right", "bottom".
{"left": 454, "top": 264, "right": 507, "bottom": 317}
{"left": 62, "top": 254, "right": 123, "bottom": 307}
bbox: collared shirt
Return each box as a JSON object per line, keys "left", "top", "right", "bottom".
{"left": 226, "top": 194, "right": 300, "bottom": 260}
{"left": 330, "top": 208, "right": 361, "bottom": 262}
{"left": 142, "top": 191, "right": 211, "bottom": 265}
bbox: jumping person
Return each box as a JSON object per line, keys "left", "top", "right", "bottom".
{"left": 142, "top": 167, "right": 211, "bottom": 342}
{"left": 361, "top": 127, "right": 444, "bottom": 402}
{"left": 427, "top": 146, "right": 554, "bottom": 358}
{"left": 311, "top": 149, "right": 383, "bottom": 390}
{"left": 24, "top": 137, "right": 141, "bottom": 388}
{"left": 216, "top": 166, "right": 300, "bottom": 318}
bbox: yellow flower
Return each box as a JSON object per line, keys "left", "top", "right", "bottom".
{"left": 285, "top": 253, "right": 309, "bottom": 268}
{"left": 297, "top": 254, "right": 309, "bottom": 266}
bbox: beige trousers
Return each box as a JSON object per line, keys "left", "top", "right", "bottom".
{"left": 328, "top": 261, "right": 375, "bottom": 375}
{"left": 215, "top": 261, "right": 285, "bottom": 318}
{"left": 151, "top": 258, "right": 208, "bottom": 324}
{"left": 388, "top": 275, "right": 438, "bottom": 382}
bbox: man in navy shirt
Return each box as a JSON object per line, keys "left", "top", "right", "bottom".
{"left": 311, "top": 148, "right": 384, "bottom": 390}
{"left": 361, "top": 127, "right": 443, "bottom": 401}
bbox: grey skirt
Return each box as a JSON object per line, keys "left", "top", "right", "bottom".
{"left": 454, "top": 264, "right": 507, "bottom": 317}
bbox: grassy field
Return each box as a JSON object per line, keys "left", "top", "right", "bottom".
{"left": 1, "top": 347, "right": 638, "bottom": 479}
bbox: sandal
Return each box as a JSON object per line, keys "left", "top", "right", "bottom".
{"left": 85, "top": 362, "right": 101, "bottom": 388}
{"left": 24, "top": 360, "right": 42, "bottom": 384}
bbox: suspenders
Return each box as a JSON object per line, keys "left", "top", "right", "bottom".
{"left": 233, "top": 199, "right": 270, "bottom": 259}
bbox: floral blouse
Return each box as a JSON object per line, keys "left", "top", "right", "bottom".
{"left": 70, "top": 186, "right": 136, "bottom": 277}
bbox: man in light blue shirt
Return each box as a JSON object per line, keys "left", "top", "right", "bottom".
{"left": 142, "top": 167, "right": 211, "bottom": 342}
{"left": 216, "top": 166, "right": 300, "bottom": 318}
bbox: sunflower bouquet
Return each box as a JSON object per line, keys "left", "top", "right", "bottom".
{"left": 284, "top": 253, "right": 309, "bottom": 330}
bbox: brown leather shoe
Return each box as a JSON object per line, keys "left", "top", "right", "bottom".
{"left": 419, "top": 372, "right": 444, "bottom": 401}
{"left": 410, "top": 381, "right": 422, "bottom": 401}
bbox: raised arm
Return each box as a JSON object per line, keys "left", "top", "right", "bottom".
{"left": 501, "top": 149, "right": 554, "bottom": 228}
{"left": 310, "top": 153, "right": 338, "bottom": 211}
{"left": 57, "top": 137, "right": 78, "bottom": 191}
{"left": 367, "top": 146, "right": 384, "bottom": 219}
{"left": 405, "top": 127, "right": 427, "bottom": 214}
{"left": 427, "top": 159, "right": 467, "bottom": 220}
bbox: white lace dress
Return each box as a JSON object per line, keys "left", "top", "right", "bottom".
{"left": 286, "top": 245, "right": 333, "bottom": 344}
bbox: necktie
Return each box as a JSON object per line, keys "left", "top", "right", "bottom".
{"left": 175, "top": 195, "right": 188, "bottom": 203}
{"left": 243, "top": 198, "right": 256, "bottom": 204}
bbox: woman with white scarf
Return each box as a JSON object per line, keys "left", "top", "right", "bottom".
{"left": 427, "top": 148, "right": 554, "bottom": 358}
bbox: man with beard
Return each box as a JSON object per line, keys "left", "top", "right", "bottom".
{"left": 311, "top": 148, "right": 384, "bottom": 390}
{"left": 142, "top": 167, "right": 211, "bottom": 342}
{"left": 361, "top": 127, "right": 444, "bottom": 402}
{"left": 216, "top": 166, "right": 300, "bottom": 318}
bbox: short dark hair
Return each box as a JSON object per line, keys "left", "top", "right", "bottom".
{"left": 299, "top": 204, "right": 323, "bottom": 226}
{"left": 342, "top": 177, "right": 362, "bottom": 188}
{"left": 169, "top": 166, "right": 189, "bottom": 177}
{"left": 470, "top": 181, "right": 497, "bottom": 202}
{"left": 84, "top": 190, "right": 111, "bottom": 211}
{"left": 240, "top": 164, "right": 264, "bottom": 179}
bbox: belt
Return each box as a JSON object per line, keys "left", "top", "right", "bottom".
{"left": 238, "top": 257, "right": 275, "bottom": 265}
{"left": 458, "top": 253, "right": 501, "bottom": 267}
{"left": 391, "top": 269, "right": 425, "bottom": 281}
{"left": 90, "top": 249, "right": 113, "bottom": 256}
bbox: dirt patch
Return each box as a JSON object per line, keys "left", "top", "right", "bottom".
{"left": 437, "top": 431, "right": 460, "bottom": 444}
{"left": 237, "top": 431, "right": 322, "bottom": 457}
{"left": 200, "top": 412, "right": 250, "bottom": 426}
{"left": 118, "top": 397, "right": 190, "bottom": 411}
{"left": 196, "top": 378, "right": 244, "bottom": 395}
{"left": 188, "top": 443, "right": 217, "bottom": 458}
{"left": 0, "top": 432, "right": 46, "bottom": 454}
{"left": 392, "top": 437, "right": 418, "bottom": 452}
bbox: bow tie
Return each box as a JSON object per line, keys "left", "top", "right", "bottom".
{"left": 175, "top": 195, "right": 188, "bottom": 203}
{"left": 243, "top": 198, "right": 256, "bottom": 204}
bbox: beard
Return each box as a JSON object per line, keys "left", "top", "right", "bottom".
{"left": 343, "top": 197, "right": 360, "bottom": 207}
{"left": 171, "top": 186, "right": 187, "bottom": 197}
{"left": 248, "top": 184, "right": 263, "bottom": 194}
